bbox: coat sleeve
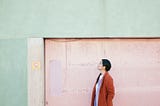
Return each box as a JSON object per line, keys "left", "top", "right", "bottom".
{"left": 106, "top": 77, "right": 115, "bottom": 106}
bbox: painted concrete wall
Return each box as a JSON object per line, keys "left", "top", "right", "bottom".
{"left": 45, "top": 39, "right": 160, "bottom": 106}
{"left": 0, "top": 0, "right": 160, "bottom": 106}
{"left": 0, "top": 39, "right": 27, "bottom": 106}
{"left": 0, "top": 0, "right": 160, "bottom": 38}
{"left": 28, "top": 38, "right": 44, "bottom": 106}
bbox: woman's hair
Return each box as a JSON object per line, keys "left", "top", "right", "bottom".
{"left": 102, "top": 59, "right": 111, "bottom": 71}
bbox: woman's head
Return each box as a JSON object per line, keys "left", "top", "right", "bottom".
{"left": 98, "top": 59, "right": 111, "bottom": 72}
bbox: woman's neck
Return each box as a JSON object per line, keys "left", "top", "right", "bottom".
{"left": 100, "top": 70, "right": 106, "bottom": 75}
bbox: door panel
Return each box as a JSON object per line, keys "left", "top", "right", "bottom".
{"left": 45, "top": 39, "right": 160, "bottom": 106}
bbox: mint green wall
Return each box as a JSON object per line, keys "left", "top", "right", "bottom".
{"left": 0, "top": 0, "right": 160, "bottom": 105}
{"left": 0, "top": 39, "right": 27, "bottom": 106}
{"left": 0, "top": 0, "right": 160, "bottom": 38}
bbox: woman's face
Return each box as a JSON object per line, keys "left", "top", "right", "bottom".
{"left": 97, "top": 60, "right": 104, "bottom": 70}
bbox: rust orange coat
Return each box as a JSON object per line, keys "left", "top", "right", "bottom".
{"left": 91, "top": 72, "right": 115, "bottom": 106}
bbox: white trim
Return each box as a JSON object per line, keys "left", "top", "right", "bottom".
{"left": 27, "top": 38, "right": 44, "bottom": 106}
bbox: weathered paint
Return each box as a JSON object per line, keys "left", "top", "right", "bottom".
{"left": 28, "top": 38, "right": 44, "bottom": 106}
{"left": 45, "top": 38, "right": 160, "bottom": 106}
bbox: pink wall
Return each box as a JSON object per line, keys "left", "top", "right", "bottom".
{"left": 45, "top": 39, "right": 160, "bottom": 106}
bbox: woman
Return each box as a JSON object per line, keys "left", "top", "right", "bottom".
{"left": 91, "top": 59, "right": 115, "bottom": 106}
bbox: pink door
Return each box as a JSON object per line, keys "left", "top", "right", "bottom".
{"left": 45, "top": 39, "right": 160, "bottom": 106}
